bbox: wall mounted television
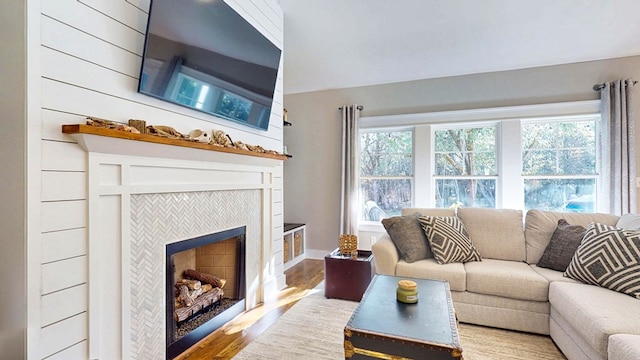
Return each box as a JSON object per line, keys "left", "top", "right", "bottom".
{"left": 138, "top": 0, "right": 282, "bottom": 131}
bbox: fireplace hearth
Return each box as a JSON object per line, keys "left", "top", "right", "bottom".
{"left": 165, "top": 227, "right": 246, "bottom": 359}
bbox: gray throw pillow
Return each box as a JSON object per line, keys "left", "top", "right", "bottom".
{"left": 418, "top": 216, "right": 481, "bottom": 265}
{"left": 616, "top": 213, "right": 640, "bottom": 230}
{"left": 537, "top": 219, "right": 586, "bottom": 272}
{"left": 382, "top": 214, "right": 432, "bottom": 263}
{"left": 565, "top": 222, "right": 640, "bottom": 299}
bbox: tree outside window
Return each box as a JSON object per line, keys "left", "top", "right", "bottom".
{"left": 359, "top": 130, "right": 413, "bottom": 221}
{"left": 356, "top": 111, "right": 601, "bottom": 227}
{"left": 434, "top": 126, "right": 497, "bottom": 208}
{"left": 217, "top": 92, "right": 252, "bottom": 121}
{"left": 522, "top": 120, "right": 597, "bottom": 212}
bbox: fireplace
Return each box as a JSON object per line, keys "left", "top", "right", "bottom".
{"left": 72, "top": 132, "right": 285, "bottom": 359}
{"left": 165, "top": 227, "right": 246, "bottom": 359}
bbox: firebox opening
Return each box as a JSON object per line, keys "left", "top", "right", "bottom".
{"left": 166, "top": 226, "right": 246, "bottom": 360}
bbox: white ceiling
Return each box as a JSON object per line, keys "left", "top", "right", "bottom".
{"left": 279, "top": 0, "right": 640, "bottom": 94}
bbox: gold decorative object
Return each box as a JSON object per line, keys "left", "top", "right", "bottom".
{"left": 339, "top": 234, "right": 358, "bottom": 255}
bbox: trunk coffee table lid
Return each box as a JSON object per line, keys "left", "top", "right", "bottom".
{"left": 346, "top": 274, "right": 461, "bottom": 349}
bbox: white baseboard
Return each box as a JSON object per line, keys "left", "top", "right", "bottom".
{"left": 283, "top": 253, "right": 305, "bottom": 270}
{"left": 304, "top": 249, "right": 333, "bottom": 260}
{"left": 275, "top": 274, "right": 287, "bottom": 291}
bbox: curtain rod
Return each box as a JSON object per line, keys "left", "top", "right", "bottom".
{"left": 338, "top": 105, "right": 364, "bottom": 110}
{"left": 593, "top": 80, "right": 638, "bottom": 91}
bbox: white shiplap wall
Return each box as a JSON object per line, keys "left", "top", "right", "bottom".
{"left": 37, "top": 0, "right": 284, "bottom": 358}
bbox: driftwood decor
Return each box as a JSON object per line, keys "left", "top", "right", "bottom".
{"left": 146, "top": 125, "right": 186, "bottom": 139}
{"left": 61, "top": 124, "right": 288, "bottom": 161}
{"left": 86, "top": 116, "right": 140, "bottom": 133}
{"left": 127, "top": 119, "right": 147, "bottom": 134}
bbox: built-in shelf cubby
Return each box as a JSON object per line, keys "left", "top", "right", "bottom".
{"left": 283, "top": 223, "right": 305, "bottom": 270}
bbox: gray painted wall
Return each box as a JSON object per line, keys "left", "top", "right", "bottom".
{"left": 283, "top": 56, "right": 640, "bottom": 255}
{"left": 0, "top": 1, "right": 26, "bottom": 358}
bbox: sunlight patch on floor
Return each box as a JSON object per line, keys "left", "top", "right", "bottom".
{"left": 221, "top": 286, "right": 321, "bottom": 334}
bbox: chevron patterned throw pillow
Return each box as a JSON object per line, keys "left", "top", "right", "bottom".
{"left": 564, "top": 222, "right": 640, "bottom": 299}
{"left": 418, "top": 216, "right": 482, "bottom": 264}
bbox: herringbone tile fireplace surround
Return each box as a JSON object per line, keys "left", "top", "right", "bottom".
{"left": 130, "top": 190, "right": 261, "bottom": 359}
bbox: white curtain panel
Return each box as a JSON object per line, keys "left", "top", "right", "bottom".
{"left": 600, "top": 79, "right": 637, "bottom": 215}
{"left": 340, "top": 105, "right": 361, "bottom": 235}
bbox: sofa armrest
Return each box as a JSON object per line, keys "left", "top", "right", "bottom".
{"left": 371, "top": 234, "right": 399, "bottom": 275}
{"left": 609, "top": 334, "right": 640, "bottom": 360}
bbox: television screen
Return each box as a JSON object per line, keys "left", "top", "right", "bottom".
{"left": 138, "top": 0, "right": 281, "bottom": 131}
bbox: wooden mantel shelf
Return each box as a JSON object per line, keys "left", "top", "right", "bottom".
{"left": 62, "top": 124, "right": 288, "bottom": 161}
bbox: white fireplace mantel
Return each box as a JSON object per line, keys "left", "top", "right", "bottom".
{"left": 70, "top": 128, "right": 285, "bottom": 359}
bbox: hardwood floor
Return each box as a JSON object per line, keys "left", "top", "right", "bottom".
{"left": 176, "top": 259, "right": 325, "bottom": 360}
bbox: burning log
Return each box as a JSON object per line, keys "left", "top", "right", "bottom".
{"left": 183, "top": 269, "right": 226, "bottom": 289}
{"left": 174, "top": 287, "right": 224, "bottom": 322}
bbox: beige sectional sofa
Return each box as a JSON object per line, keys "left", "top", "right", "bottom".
{"left": 371, "top": 207, "right": 640, "bottom": 360}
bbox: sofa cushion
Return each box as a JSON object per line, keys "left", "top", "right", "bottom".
{"left": 452, "top": 291, "right": 550, "bottom": 315}
{"left": 382, "top": 214, "right": 431, "bottom": 263}
{"left": 401, "top": 208, "right": 456, "bottom": 218}
{"left": 454, "top": 292, "right": 551, "bottom": 335}
{"left": 608, "top": 334, "right": 640, "bottom": 360}
{"left": 565, "top": 222, "right": 640, "bottom": 299}
{"left": 464, "top": 259, "right": 549, "bottom": 301}
{"left": 396, "top": 258, "right": 466, "bottom": 291}
{"left": 617, "top": 213, "right": 640, "bottom": 229}
{"left": 524, "top": 209, "right": 619, "bottom": 264}
{"left": 536, "top": 219, "right": 586, "bottom": 271}
{"left": 457, "top": 208, "right": 526, "bottom": 261}
{"left": 549, "top": 281, "right": 640, "bottom": 360}
{"left": 550, "top": 307, "right": 602, "bottom": 360}
{"left": 530, "top": 264, "right": 580, "bottom": 284}
{"left": 418, "top": 216, "right": 481, "bottom": 264}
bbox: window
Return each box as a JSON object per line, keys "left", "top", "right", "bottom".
{"left": 522, "top": 119, "right": 597, "bottom": 212}
{"left": 164, "top": 65, "right": 271, "bottom": 130}
{"left": 172, "top": 73, "right": 210, "bottom": 109}
{"left": 217, "top": 91, "right": 252, "bottom": 122}
{"left": 357, "top": 101, "right": 603, "bottom": 228}
{"left": 433, "top": 125, "right": 498, "bottom": 208}
{"left": 359, "top": 129, "right": 413, "bottom": 221}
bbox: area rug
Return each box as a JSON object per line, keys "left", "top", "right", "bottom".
{"left": 234, "top": 288, "right": 566, "bottom": 360}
